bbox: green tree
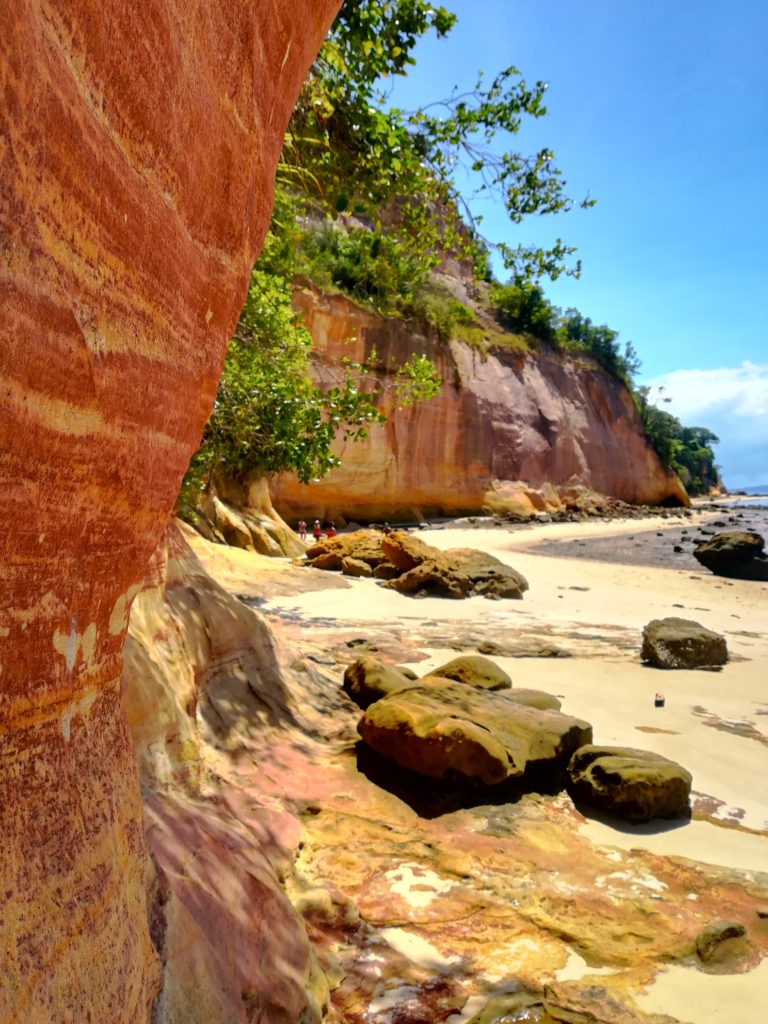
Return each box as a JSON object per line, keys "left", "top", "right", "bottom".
{"left": 633, "top": 387, "right": 721, "bottom": 494}
{"left": 181, "top": 268, "right": 440, "bottom": 501}
{"left": 285, "top": 0, "right": 595, "bottom": 281}
{"left": 490, "top": 280, "right": 559, "bottom": 341}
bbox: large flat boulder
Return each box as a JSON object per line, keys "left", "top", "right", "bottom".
{"left": 693, "top": 530, "right": 768, "bottom": 579}
{"left": 641, "top": 617, "right": 728, "bottom": 669}
{"left": 567, "top": 745, "right": 692, "bottom": 822}
{"left": 358, "top": 684, "right": 592, "bottom": 786}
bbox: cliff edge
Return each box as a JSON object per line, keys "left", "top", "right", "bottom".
{"left": 271, "top": 287, "right": 688, "bottom": 522}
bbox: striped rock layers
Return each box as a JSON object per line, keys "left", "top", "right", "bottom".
{"left": 0, "top": 3, "right": 339, "bottom": 1021}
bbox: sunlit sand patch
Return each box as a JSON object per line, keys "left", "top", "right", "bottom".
{"left": 634, "top": 957, "right": 768, "bottom": 1024}
{"left": 553, "top": 948, "right": 621, "bottom": 982}
{"left": 579, "top": 818, "right": 768, "bottom": 875}
{"left": 379, "top": 927, "right": 462, "bottom": 971}
{"left": 385, "top": 862, "right": 456, "bottom": 909}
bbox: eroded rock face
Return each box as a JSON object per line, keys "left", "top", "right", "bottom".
{"left": 123, "top": 522, "right": 350, "bottom": 1021}
{"left": 271, "top": 287, "right": 689, "bottom": 521}
{"left": 0, "top": 4, "right": 339, "bottom": 1020}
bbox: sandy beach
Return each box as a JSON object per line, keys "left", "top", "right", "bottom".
{"left": 190, "top": 506, "right": 768, "bottom": 1023}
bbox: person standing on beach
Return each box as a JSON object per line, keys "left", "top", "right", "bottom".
{"left": 312, "top": 519, "right": 323, "bottom": 541}
{"left": 297, "top": 519, "right": 307, "bottom": 542}
{"left": 326, "top": 521, "right": 337, "bottom": 538}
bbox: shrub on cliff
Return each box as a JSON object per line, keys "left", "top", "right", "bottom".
{"left": 283, "top": 0, "right": 594, "bottom": 283}
{"left": 180, "top": 269, "right": 440, "bottom": 502}
{"left": 634, "top": 389, "right": 721, "bottom": 494}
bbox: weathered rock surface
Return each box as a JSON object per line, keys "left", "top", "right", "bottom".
{"left": 340, "top": 555, "right": 374, "bottom": 578}
{"left": 305, "top": 531, "right": 388, "bottom": 570}
{"left": 358, "top": 684, "right": 592, "bottom": 785}
{"left": 641, "top": 617, "right": 728, "bottom": 669}
{"left": 146, "top": 792, "right": 326, "bottom": 1024}
{"left": 694, "top": 530, "right": 768, "bottom": 580}
{"left": 305, "top": 529, "right": 529, "bottom": 600}
{"left": 271, "top": 286, "right": 689, "bottom": 521}
{"left": 428, "top": 654, "right": 512, "bottom": 690}
{"left": 343, "top": 657, "right": 415, "bottom": 710}
{"left": 567, "top": 745, "right": 693, "bottom": 822}
{"left": 0, "top": 3, "right": 338, "bottom": 1019}
{"left": 123, "top": 523, "right": 347, "bottom": 1020}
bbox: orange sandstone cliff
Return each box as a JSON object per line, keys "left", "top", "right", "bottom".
{"left": 0, "top": 3, "right": 339, "bottom": 1021}
{"left": 271, "top": 288, "right": 688, "bottom": 522}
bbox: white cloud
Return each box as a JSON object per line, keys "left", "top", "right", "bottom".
{"left": 642, "top": 361, "right": 768, "bottom": 489}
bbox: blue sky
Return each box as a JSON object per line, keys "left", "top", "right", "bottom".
{"left": 387, "top": 0, "right": 768, "bottom": 487}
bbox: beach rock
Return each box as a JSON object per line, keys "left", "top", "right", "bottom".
{"left": 693, "top": 531, "right": 768, "bottom": 579}
{"left": 358, "top": 684, "right": 592, "bottom": 785}
{"left": 641, "top": 617, "right": 728, "bottom": 669}
{"left": 386, "top": 545, "right": 529, "bottom": 600}
{"left": 306, "top": 531, "right": 387, "bottom": 570}
{"left": 343, "top": 657, "right": 415, "bottom": 709}
{"left": 341, "top": 556, "right": 373, "bottom": 578}
{"left": 477, "top": 640, "right": 573, "bottom": 659}
{"left": 381, "top": 531, "right": 437, "bottom": 570}
{"left": 397, "top": 666, "right": 420, "bottom": 681}
{"left": 374, "top": 561, "right": 401, "bottom": 580}
{"left": 567, "top": 745, "right": 692, "bottom": 822}
{"left": 695, "top": 921, "right": 748, "bottom": 965}
{"left": 465, "top": 989, "right": 596, "bottom": 1024}
{"left": 503, "top": 688, "right": 562, "bottom": 711}
{"left": 428, "top": 655, "right": 512, "bottom": 690}
{"left": 305, "top": 529, "right": 529, "bottom": 600}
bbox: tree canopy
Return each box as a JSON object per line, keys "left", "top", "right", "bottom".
{"left": 285, "top": 0, "right": 595, "bottom": 281}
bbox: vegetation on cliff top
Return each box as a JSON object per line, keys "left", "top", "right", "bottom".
{"left": 182, "top": 0, "right": 720, "bottom": 502}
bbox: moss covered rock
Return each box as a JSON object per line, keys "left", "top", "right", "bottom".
{"left": 567, "top": 744, "right": 692, "bottom": 822}
{"left": 358, "top": 684, "right": 591, "bottom": 785}
{"left": 641, "top": 617, "right": 728, "bottom": 669}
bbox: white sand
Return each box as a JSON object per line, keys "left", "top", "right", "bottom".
{"left": 258, "top": 517, "right": 768, "bottom": 1024}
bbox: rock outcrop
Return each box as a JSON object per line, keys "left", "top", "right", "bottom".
{"left": 304, "top": 529, "right": 529, "bottom": 599}
{"left": 694, "top": 530, "right": 768, "bottom": 580}
{"left": 358, "top": 684, "right": 592, "bottom": 786}
{"left": 0, "top": 4, "right": 338, "bottom": 1020}
{"left": 270, "top": 286, "right": 689, "bottom": 521}
{"left": 641, "top": 617, "right": 728, "bottom": 669}
{"left": 567, "top": 745, "right": 693, "bottom": 823}
{"left": 123, "top": 523, "right": 344, "bottom": 1022}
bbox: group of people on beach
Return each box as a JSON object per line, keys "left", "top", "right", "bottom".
{"left": 296, "top": 519, "right": 393, "bottom": 542}
{"left": 296, "top": 519, "right": 336, "bottom": 543}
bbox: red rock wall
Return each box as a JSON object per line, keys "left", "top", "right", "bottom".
{"left": 0, "top": 3, "right": 339, "bottom": 1021}
{"left": 270, "top": 288, "right": 688, "bottom": 521}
